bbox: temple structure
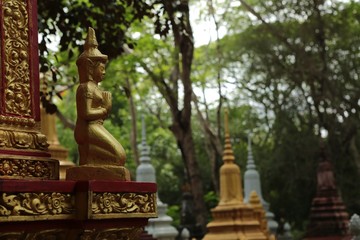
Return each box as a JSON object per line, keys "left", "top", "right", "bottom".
{"left": 0, "top": 1, "right": 157, "bottom": 238}
{"left": 40, "top": 107, "right": 75, "bottom": 179}
{"left": 136, "top": 116, "right": 178, "bottom": 240}
{"left": 304, "top": 145, "right": 350, "bottom": 240}
{"left": 244, "top": 133, "right": 279, "bottom": 234}
{"left": 203, "top": 110, "right": 273, "bottom": 240}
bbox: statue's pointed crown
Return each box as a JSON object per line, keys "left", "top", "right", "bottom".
{"left": 77, "top": 27, "right": 108, "bottom": 66}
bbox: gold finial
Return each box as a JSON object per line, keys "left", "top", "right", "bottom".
{"left": 223, "top": 109, "right": 235, "bottom": 163}
{"left": 84, "top": 27, "right": 99, "bottom": 50}
{"left": 224, "top": 108, "right": 229, "bottom": 135}
{"left": 249, "top": 191, "right": 271, "bottom": 237}
{"left": 249, "top": 191, "right": 261, "bottom": 207}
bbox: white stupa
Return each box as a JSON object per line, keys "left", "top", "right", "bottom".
{"left": 136, "top": 116, "right": 178, "bottom": 240}
{"left": 244, "top": 133, "right": 279, "bottom": 234}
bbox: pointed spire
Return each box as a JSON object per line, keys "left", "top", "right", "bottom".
{"left": 140, "top": 115, "right": 151, "bottom": 165}
{"left": 136, "top": 115, "right": 155, "bottom": 183}
{"left": 223, "top": 109, "right": 235, "bottom": 164}
{"left": 244, "top": 132, "right": 279, "bottom": 234}
{"left": 218, "top": 109, "right": 243, "bottom": 204}
{"left": 247, "top": 133, "right": 256, "bottom": 170}
{"left": 244, "top": 132, "right": 264, "bottom": 203}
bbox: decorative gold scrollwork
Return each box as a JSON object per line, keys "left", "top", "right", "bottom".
{"left": 81, "top": 227, "right": 143, "bottom": 240}
{"left": 0, "top": 158, "right": 56, "bottom": 179}
{"left": 92, "top": 192, "right": 156, "bottom": 215}
{"left": 0, "top": 129, "right": 48, "bottom": 150}
{"left": 0, "top": 192, "right": 74, "bottom": 216}
{"left": 2, "top": 0, "right": 32, "bottom": 117}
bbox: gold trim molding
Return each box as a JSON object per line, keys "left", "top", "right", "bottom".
{"left": 81, "top": 227, "right": 143, "bottom": 240}
{"left": 0, "top": 157, "right": 59, "bottom": 179}
{"left": 91, "top": 192, "right": 157, "bottom": 218}
{"left": 0, "top": 192, "right": 75, "bottom": 221}
{"left": 2, "top": 0, "right": 33, "bottom": 117}
{"left": 0, "top": 228, "right": 143, "bottom": 240}
{"left": 0, "top": 128, "right": 48, "bottom": 151}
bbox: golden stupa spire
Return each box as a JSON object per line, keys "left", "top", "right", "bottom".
{"left": 218, "top": 109, "right": 243, "bottom": 205}
{"left": 204, "top": 110, "right": 269, "bottom": 240}
{"left": 223, "top": 109, "right": 235, "bottom": 164}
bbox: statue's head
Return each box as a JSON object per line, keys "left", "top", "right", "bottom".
{"left": 76, "top": 27, "right": 108, "bottom": 83}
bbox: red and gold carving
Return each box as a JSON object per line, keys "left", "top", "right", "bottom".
{"left": 0, "top": 192, "right": 75, "bottom": 220}
{"left": 2, "top": 0, "right": 32, "bottom": 117}
{"left": 0, "top": 0, "right": 56, "bottom": 180}
{"left": 0, "top": 129, "right": 48, "bottom": 150}
{"left": 0, "top": 157, "right": 58, "bottom": 179}
{"left": 92, "top": 192, "right": 157, "bottom": 218}
{"left": 81, "top": 227, "right": 143, "bottom": 240}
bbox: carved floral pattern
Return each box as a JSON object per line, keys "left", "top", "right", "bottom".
{"left": 92, "top": 192, "right": 156, "bottom": 215}
{"left": 2, "top": 0, "right": 32, "bottom": 117}
{"left": 0, "top": 129, "right": 48, "bottom": 150}
{"left": 0, "top": 192, "right": 74, "bottom": 216}
{"left": 81, "top": 227, "right": 143, "bottom": 240}
{"left": 0, "top": 158, "right": 56, "bottom": 179}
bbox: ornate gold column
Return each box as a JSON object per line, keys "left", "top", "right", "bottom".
{"left": 0, "top": 0, "right": 58, "bottom": 179}
{"left": 40, "top": 108, "right": 75, "bottom": 179}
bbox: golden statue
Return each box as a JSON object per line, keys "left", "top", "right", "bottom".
{"left": 66, "top": 27, "right": 129, "bottom": 180}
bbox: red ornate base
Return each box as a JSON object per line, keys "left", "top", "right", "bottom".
{"left": 0, "top": 179, "right": 157, "bottom": 239}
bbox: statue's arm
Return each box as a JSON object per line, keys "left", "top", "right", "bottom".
{"left": 77, "top": 87, "right": 106, "bottom": 121}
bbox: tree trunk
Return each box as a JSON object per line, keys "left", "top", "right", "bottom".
{"left": 170, "top": 121, "right": 208, "bottom": 230}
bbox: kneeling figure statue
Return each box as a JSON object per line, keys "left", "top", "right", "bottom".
{"left": 66, "top": 27, "right": 130, "bottom": 181}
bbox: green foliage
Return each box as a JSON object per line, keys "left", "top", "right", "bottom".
{"left": 167, "top": 205, "right": 181, "bottom": 228}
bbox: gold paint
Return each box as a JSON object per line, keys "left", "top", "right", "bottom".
{"left": 67, "top": 27, "right": 130, "bottom": 180}
{"left": 81, "top": 227, "right": 143, "bottom": 240}
{"left": 204, "top": 110, "right": 270, "bottom": 240}
{"left": 2, "top": 0, "right": 32, "bottom": 117}
{"left": 249, "top": 191, "right": 274, "bottom": 239}
{"left": 0, "top": 228, "right": 142, "bottom": 240}
{"left": 40, "top": 107, "right": 75, "bottom": 179}
{"left": 91, "top": 192, "right": 157, "bottom": 218}
{"left": 0, "top": 192, "right": 75, "bottom": 221}
{"left": 74, "top": 27, "right": 126, "bottom": 166}
{"left": 219, "top": 109, "right": 243, "bottom": 205}
{"left": 0, "top": 116, "right": 36, "bottom": 127}
{"left": 0, "top": 128, "right": 48, "bottom": 150}
{"left": 0, "top": 156, "right": 59, "bottom": 179}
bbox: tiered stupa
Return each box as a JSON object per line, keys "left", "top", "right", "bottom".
{"left": 40, "top": 108, "right": 75, "bottom": 179}
{"left": 305, "top": 145, "right": 350, "bottom": 239}
{"left": 203, "top": 110, "right": 271, "bottom": 240}
{"left": 244, "top": 134, "right": 279, "bottom": 234}
{"left": 136, "top": 116, "right": 178, "bottom": 240}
